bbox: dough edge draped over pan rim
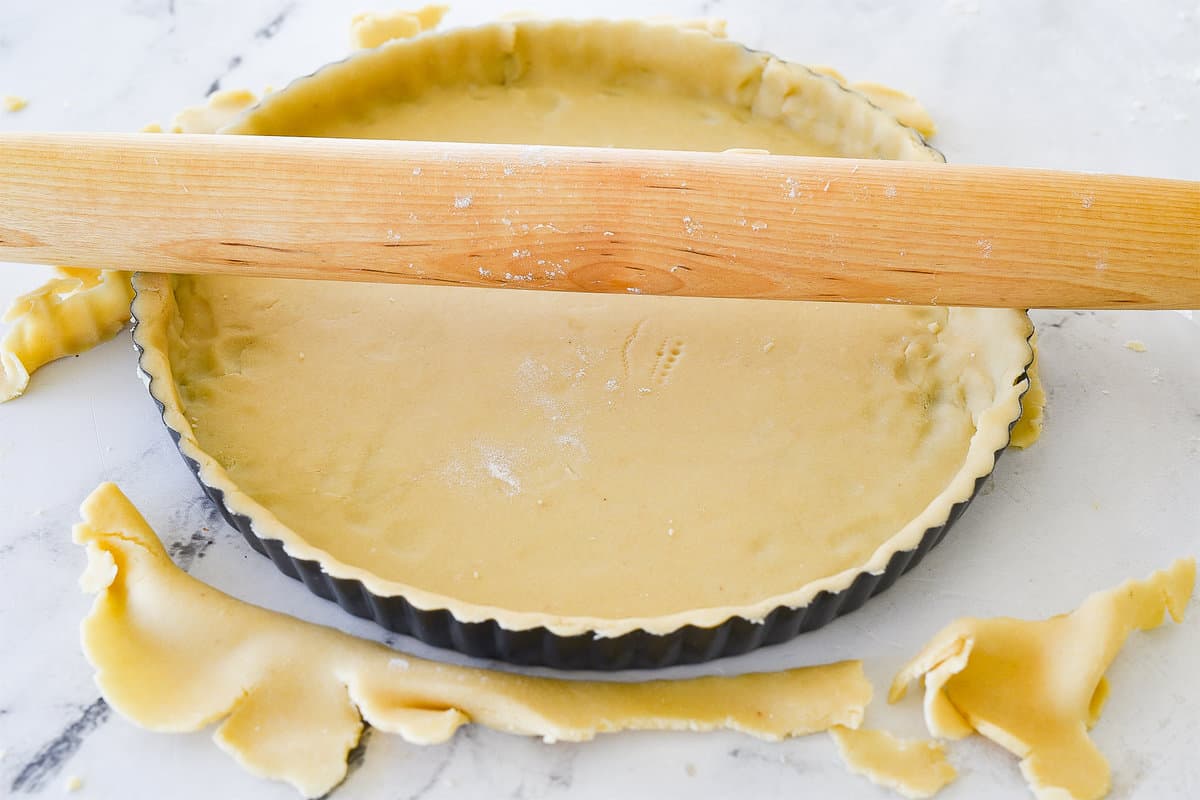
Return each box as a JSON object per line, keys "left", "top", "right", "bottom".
{"left": 130, "top": 17, "right": 1036, "bottom": 639}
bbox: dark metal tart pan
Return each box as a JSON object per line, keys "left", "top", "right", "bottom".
{"left": 134, "top": 310, "right": 1030, "bottom": 670}
{"left": 129, "top": 18, "right": 1034, "bottom": 670}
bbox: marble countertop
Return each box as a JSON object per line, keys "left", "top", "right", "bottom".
{"left": 1, "top": 1, "right": 1197, "bottom": 798}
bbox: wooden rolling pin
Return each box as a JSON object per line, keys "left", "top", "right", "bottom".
{"left": 1, "top": 132, "right": 1197, "bottom": 308}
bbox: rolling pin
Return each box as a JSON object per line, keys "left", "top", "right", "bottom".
{"left": 1, "top": 132, "right": 1196, "bottom": 308}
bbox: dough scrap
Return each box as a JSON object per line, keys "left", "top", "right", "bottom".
{"left": 0, "top": 268, "right": 134, "bottom": 402}
{"left": 889, "top": 559, "right": 1195, "bottom": 800}
{"left": 75, "top": 481, "right": 872, "bottom": 798}
{"left": 0, "top": 86, "right": 266, "bottom": 404}
{"left": 830, "top": 726, "right": 957, "bottom": 799}
{"left": 170, "top": 88, "right": 258, "bottom": 133}
{"left": 350, "top": 5, "right": 447, "bottom": 49}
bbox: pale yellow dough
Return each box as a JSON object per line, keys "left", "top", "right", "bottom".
{"left": 350, "top": 4, "right": 447, "bottom": 49}
{"left": 132, "top": 18, "right": 1038, "bottom": 637}
{"left": 75, "top": 482, "right": 872, "bottom": 798}
{"left": 805, "top": 68, "right": 937, "bottom": 138}
{"left": 3, "top": 94, "right": 27, "bottom": 112}
{"left": 1010, "top": 331, "right": 1045, "bottom": 448}
{"left": 890, "top": 558, "right": 1196, "bottom": 800}
{"left": 0, "top": 87, "right": 262, "bottom": 404}
{"left": 830, "top": 726, "right": 957, "bottom": 799}
{"left": 0, "top": 268, "right": 133, "bottom": 401}
{"left": 170, "top": 88, "right": 259, "bottom": 133}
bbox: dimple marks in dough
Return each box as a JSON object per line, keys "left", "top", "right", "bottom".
{"left": 889, "top": 559, "right": 1195, "bottom": 800}
{"left": 0, "top": 268, "right": 133, "bottom": 402}
{"left": 74, "top": 481, "right": 873, "bottom": 798}
{"left": 830, "top": 726, "right": 957, "bottom": 799}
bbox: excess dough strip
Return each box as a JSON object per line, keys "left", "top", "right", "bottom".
{"left": 891, "top": 558, "right": 1196, "bottom": 800}
{"left": 75, "top": 482, "right": 873, "bottom": 798}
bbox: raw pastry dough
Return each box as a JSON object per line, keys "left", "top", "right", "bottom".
{"left": 890, "top": 558, "right": 1196, "bottom": 800}
{"left": 132, "top": 18, "right": 1038, "bottom": 637}
{"left": 0, "top": 8, "right": 437, "bottom": 403}
{"left": 805, "top": 67, "right": 937, "bottom": 138}
{"left": 1010, "top": 331, "right": 1045, "bottom": 448}
{"left": 830, "top": 726, "right": 957, "bottom": 799}
{"left": 74, "top": 482, "right": 872, "bottom": 798}
{"left": 350, "top": 4, "right": 447, "bottom": 49}
{"left": 0, "top": 86, "right": 262, "bottom": 404}
{"left": 170, "top": 88, "right": 259, "bottom": 134}
{"left": 0, "top": 268, "right": 133, "bottom": 401}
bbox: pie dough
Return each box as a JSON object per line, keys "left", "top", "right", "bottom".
{"left": 890, "top": 558, "right": 1196, "bottom": 800}
{"left": 350, "top": 4, "right": 447, "bottom": 49}
{"left": 74, "top": 481, "right": 873, "bottom": 798}
{"left": 803, "top": 67, "right": 937, "bottom": 139}
{"left": 169, "top": 88, "right": 259, "bottom": 134}
{"left": 1009, "top": 331, "right": 1044, "bottom": 448}
{"left": 0, "top": 268, "right": 133, "bottom": 401}
{"left": 131, "top": 17, "right": 1039, "bottom": 638}
{"left": 0, "top": 85, "right": 267, "bottom": 403}
{"left": 830, "top": 726, "right": 957, "bottom": 799}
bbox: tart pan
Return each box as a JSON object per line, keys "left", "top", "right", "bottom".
{"left": 130, "top": 19, "right": 1035, "bottom": 669}
{"left": 135, "top": 311, "right": 1031, "bottom": 670}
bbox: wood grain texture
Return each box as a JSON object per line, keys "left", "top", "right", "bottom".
{"left": 1, "top": 132, "right": 1197, "bottom": 308}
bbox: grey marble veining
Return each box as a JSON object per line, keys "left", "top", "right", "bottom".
{"left": 1, "top": 2, "right": 1198, "bottom": 798}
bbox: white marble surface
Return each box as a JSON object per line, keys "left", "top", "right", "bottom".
{"left": 1, "top": 1, "right": 1198, "bottom": 798}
